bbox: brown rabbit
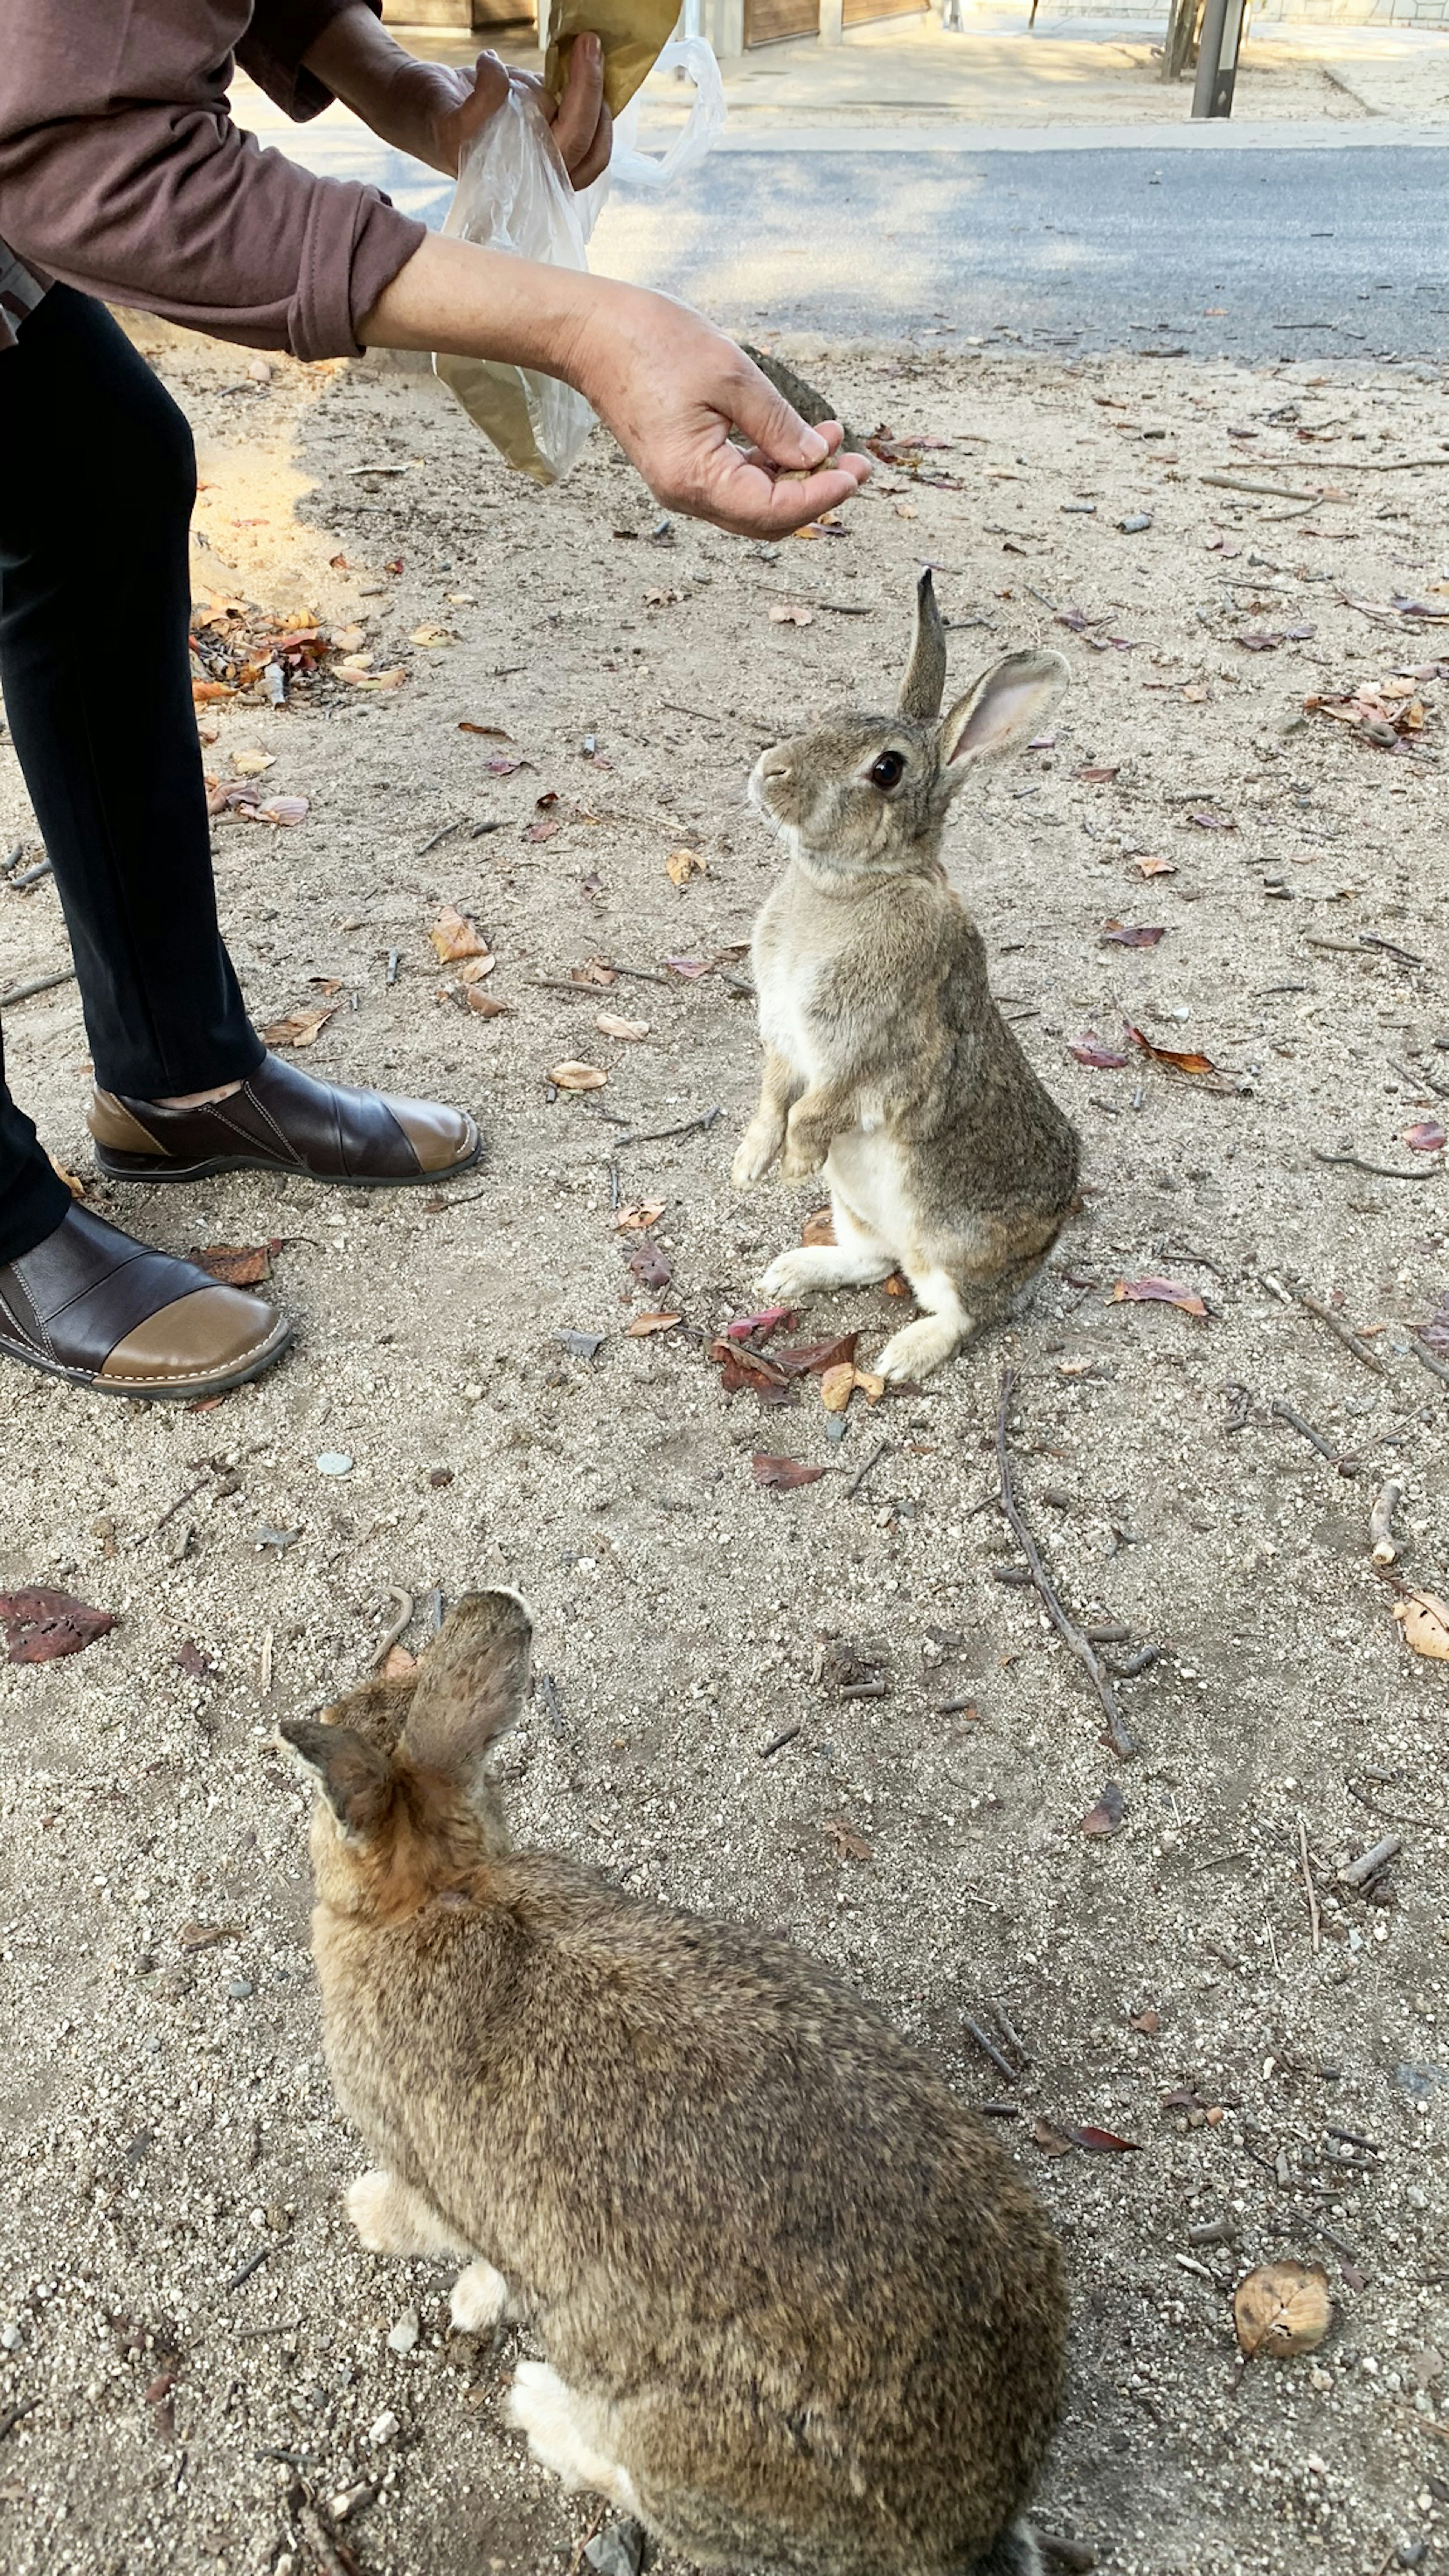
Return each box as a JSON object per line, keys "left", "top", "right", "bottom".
{"left": 281, "top": 1591, "right": 1066, "bottom": 2576}
{"left": 732, "top": 572, "right": 1080, "bottom": 1383}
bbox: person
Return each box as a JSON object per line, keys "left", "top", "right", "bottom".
{"left": 0, "top": 1, "right": 868, "bottom": 1403}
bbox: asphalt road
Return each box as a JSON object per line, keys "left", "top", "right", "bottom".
{"left": 274, "top": 102, "right": 1449, "bottom": 366}
{"left": 591, "top": 141, "right": 1449, "bottom": 365}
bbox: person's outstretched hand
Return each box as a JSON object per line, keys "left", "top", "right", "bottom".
{"left": 569, "top": 284, "right": 871, "bottom": 534}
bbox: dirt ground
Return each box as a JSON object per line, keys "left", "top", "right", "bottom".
{"left": 3, "top": 322, "right": 1449, "bottom": 2576}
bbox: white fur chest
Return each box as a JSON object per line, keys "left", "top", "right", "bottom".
{"left": 753, "top": 942, "right": 825, "bottom": 1087}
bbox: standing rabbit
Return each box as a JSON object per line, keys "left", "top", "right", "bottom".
{"left": 282, "top": 1591, "right": 1066, "bottom": 2576}
{"left": 732, "top": 572, "right": 1080, "bottom": 1383}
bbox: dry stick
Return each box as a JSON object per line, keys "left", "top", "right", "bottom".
{"left": 1311, "top": 1148, "right": 1438, "bottom": 1182}
{"left": 0, "top": 2398, "right": 37, "bottom": 2442}
{"left": 1297, "top": 1815, "right": 1322, "bottom": 1957}
{"left": 1415, "top": 1338, "right": 1449, "bottom": 1386}
{"left": 372, "top": 1587, "right": 414, "bottom": 1670}
{"left": 844, "top": 1437, "right": 891, "bottom": 1502}
{"left": 995, "top": 1369, "right": 1135, "bottom": 1759}
{"left": 1264, "top": 1273, "right": 1388, "bottom": 1378}
{"left": 599, "top": 960, "right": 671, "bottom": 985}
{"left": 1369, "top": 1480, "right": 1403, "bottom": 1567}
{"left": 0, "top": 965, "right": 77, "bottom": 1009}
{"left": 1200, "top": 472, "right": 1324, "bottom": 503}
{"left": 611, "top": 1107, "right": 723, "bottom": 1151}
{"left": 1271, "top": 1397, "right": 1357, "bottom": 1474}
{"left": 1394, "top": 1054, "right": 1449, "bottom": 1102}
{"left": 963, "top": 2014, "right": 1020, "bottom": 2086}
{"left": 1340, "top": 1833, "right": 1402, "bottom": 1888}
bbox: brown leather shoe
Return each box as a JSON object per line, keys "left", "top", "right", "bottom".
{"left": 89, "top": 1052, "right": 480, "bottom": 1189}
{"left": 0, "top": 1205, "right": 292, "bottom": 1399}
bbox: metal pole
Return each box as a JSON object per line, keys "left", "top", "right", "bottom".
{"left": 1192, "top": 0, "right": 1247, "bottom": 117}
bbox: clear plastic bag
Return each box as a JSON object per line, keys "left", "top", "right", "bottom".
{"left": 434, "top": 83, "right": 597, "bottom": 489}
{"left": 435, "top": 43, "right": 726, "bottom": 488}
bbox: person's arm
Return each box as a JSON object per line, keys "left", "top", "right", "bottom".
{"left": 358, "top": 237, "right": 869, "bottom": 539}
{"left": 301, "top": 6, "right": 611, "bottom": 187}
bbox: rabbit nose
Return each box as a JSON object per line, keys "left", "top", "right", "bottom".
{"left": 760, "top": 751, "right": 792, "bottom": 781}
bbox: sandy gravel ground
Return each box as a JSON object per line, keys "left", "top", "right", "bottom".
{"left": 3, "top": 325, "right": 1449, "bottom": 2576}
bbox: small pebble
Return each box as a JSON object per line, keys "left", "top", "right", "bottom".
{"left": 226, "top": 1976, "right": 254, "bottom": 2000}
{"left": 387, "top": 2305, "right": 421, "bottom": 2356}
{"left": 317, "top": 1452, "right": 354, "bottom": 1477}
{"left": 368, "top": 2408, "right": 400, "bottom": 2447}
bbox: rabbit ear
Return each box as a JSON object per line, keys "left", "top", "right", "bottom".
{"left": 898, "top": 568, "right": 947, "bottom": 720}
{"left": 400, "top": 1589, "right": 533, "bottom": 1790}
{"left": 279, "top": 1719, "right": 394, "bottom": 1842}
{"left": 938, "top": 649, "right": 1069, "bottom": 773}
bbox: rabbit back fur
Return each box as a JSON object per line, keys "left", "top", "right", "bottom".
{"left": 284, "top": 1597, "right": 1066, "bottom": 2576}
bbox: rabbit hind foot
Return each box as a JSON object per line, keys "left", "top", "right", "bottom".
{"left": 874, "top": 1271, "right": 972, "bottom": 1383}
{"left": 346, "top": 2168, "right": 470, "bottom": 2261}
{"left": 506, "top": 2359, "right": 643, "bottom": 2512}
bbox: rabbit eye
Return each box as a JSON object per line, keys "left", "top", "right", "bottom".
{"left": 869, "top": 751, "right": 906, "bottom": 792}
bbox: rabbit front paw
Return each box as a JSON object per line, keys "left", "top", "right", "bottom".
{"left": 450, "top": 2259, "right": 514, "bottom": 2334}
{"left": 779, "top": 1125, "right": 828, "bottom": 1183}
{"left": 346, "top": 2168, "right": 468, "bottom": 2259}
{"left": 731, "top": 1115, "right": 785, "bottom": 1189}
{"left": 875, "top": 1314, "right": 966, "bottom": 1384}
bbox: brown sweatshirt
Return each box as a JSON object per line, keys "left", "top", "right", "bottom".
{"left": 0, "top": 0, "right": 427, "bottom": 360}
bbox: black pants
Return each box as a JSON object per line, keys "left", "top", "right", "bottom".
{"left": 0, "top": 286, "right": 263, "bottom": 1263}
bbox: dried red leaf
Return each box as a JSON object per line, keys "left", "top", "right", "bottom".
{"left": 721, "top": 1306, "right": 795, "bottom": 1343}
{"left": 1066, "top": 2124, "right": 1141, "bottom": 2154}
{"left": 1404, "top": 1120, "right": 1447, "bottom": 1154}
{"left": 457, "top": 722, "right": 511, "bottom": 738}
{"left": 801, "top": 1207, "right": 837, "bottom": 1246}
{"left": 775, "top": 1332, "right": 861, "bottom": 1377}
{"left": 1111, "top": 1276, "right": 1209, "bottom": 1319}
{"left": 1186, "top": 809, "right": 1236, "bottom": 831}
{"left": 823, "top": 1814, "right": 873, "bottom": 1861}
{"left": 1081, "top": 1781, "right": 1126, "bottom": 1836}
{"left": 1069, "top": 1032, "right": 1129, "bottom": 1070}
{"left": 751, "top": 1455, "right": 825, "bottom": 1489}
{"left": 664, "top": 956, "right": 712, "bottom": 979}
{"left": 0, "top": 1587, "right": 114, "bottom": 1664}
{"left": 1075, "top": 765, "right": 1120, "bottom": 783}
{"left": 1127, "top": 1025, "right": 1220, "bottom": 1079}
{"left": 176, "top": 1639, "right": 216, "bottom": 1678}
{"left": 625, "top": 1239, "right": 673, "bottom": 1291}
{"left": 185, "top": 1243, "right": 271, "bottom": 1287}
{"left": 1100, "top": 922, "right": 1166, "bottom": 949}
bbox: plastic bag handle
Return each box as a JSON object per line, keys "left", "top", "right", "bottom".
{"left": 607, "top": 37, "right": 726, "bottom": 192}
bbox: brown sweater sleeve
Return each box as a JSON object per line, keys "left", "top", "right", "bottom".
{"left": 0, "top": 3, "right": 427, "bottom": 360}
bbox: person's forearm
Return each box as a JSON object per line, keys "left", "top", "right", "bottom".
{"left": 358, "top": 232, "right": 594, "bottom": 377}
{"left": 301, "top": 2, "right": 449, "bottom": 160}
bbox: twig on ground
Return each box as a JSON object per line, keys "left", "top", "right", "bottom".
{"left": 0, "top": 965, "right": 77, "bottom": 1009}
{"left": 1394, "top": 1056, "right": 1449, "bottom": 1101}
{"left": 1200, "top": 472, "right": 1324, "bottom": 502}
{"left": 994, "top": 1369, "right": 1135, "bottom": 1759}
{"left": 758, "top": 1725, "right": 800, "bottom": 1760}
{"left": 385, "top": 948, "right": 401, "bottom": 987}
{"left": 1415, "top": 1338, "right": 1449, "bottom": 1386}
{"left": 1297, "top": 1816, "right": 1321, "bottom": 1956}
{"left": 611, "top": 1107, "right": 722, "bottom": 1151}
{"left": 538, "top": 1671, "right": 570, "bottom": 1742}
{"left": 1114, "top": 1645, "right": 1160, "bottom": 1679}
{"left": 416, "top": 819, "right": 466, "bottom": 857}
{"left": 372, "top": 1587, "right": 414, "bottom": 1670}
{"left": 1271, "top": 1397, "right": 1360, "bottom": 1475}
{"left": 754, "top": 586, "right": 874, "bottom": 617}
{"left": 844, "top": 1438, "right": 891, "bottom": 1502}
{"left": 152, "top": 1470, "right": 214, "bottom": 1537}
{"left": 839, "top": 1677, "right": 889, "bottom": 1700}
{"left": 1360, "top": 931, "right": 1429, "bottom": 969}
{"left": 1339, "top": 1833, "right": 1402, "bottom": 1890}
{"left": 992, "top": 2001, "right": 1032, "bottom": 2065}
{"left": 1264, "top": 1273, "right": 1388, "bottom": 1378}
{"left": 9, "top": 856, "right": 53, "bottom": 891}
{"left": 1369, "top": 1480, "right": 1403, "bottom": 1567}
{"left": 1311, "top": 1149, "right": 1437, "bottom": 1182}
{"left": 0, "top": 2398, "right": 37, "bottom": 2442}
{"left": 598, "top": 960, "right": 671, "bottom": 985}
{"left": 963, "top": 2014, "right": 1020, "bottom": 2086}
{"left": 223, "top": 2240, "right": 281, "bottom": 2295}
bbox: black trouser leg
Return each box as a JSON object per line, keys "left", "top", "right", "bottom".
{"left": 0, "top": 285, "right": 263, "bottom": 1263}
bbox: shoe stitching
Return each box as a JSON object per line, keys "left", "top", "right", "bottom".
{"left": 0, "top": 1274, "right": 55, "bottom": 1359}
{"left": 96, "top": 1316, "right": 291, "bottom": 1386}
{"left": 212, "top": 1088, "right": 305, "bottom": 1165}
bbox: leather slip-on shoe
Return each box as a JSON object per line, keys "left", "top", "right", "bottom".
{"left": 0, "top": 1205, "right": 292, "bottom": 1400}
{"left": 90, "top": 1051, "right": 480, "bottom": 1188}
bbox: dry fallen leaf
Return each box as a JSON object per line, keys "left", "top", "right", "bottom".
{"left": 1134, "top": 854, "right": 1177, "bottom": 877}
{"left": 408, "top": 624, "right": 452, "bottom": 647}
{"left": 337, "top": 665, "right": 405, "bottom": 690}
{"left": 1233, "top": 2261, "right": 1332, "bottom": 2360}
{"left": 175, "top": 1920, "right": 246, "bottom": 1953}
{"left": 186, "top": 1244, "right": 272, "bottom": 1288}
{"left": 823, "top": 1815, "right": 873, "bottom": 1861}
{"left": 625, "top": 1312, "right": 681, "bottom": 1337}
{"left": 549, "top": 1061, "right": 607, "bottom": 1091}
{"left": 1081, "top": 1782, "right": 1126, "bottom": 1837}
{"left": 465, "top": 990, "right": 509, "bottom": 1018}
{"left": 431, "top": 905, "right": 490, "bottom": 965}
{"left": 751, "top": 1454, "right": 824, "bottom": 1488}
{"left": 595, "top": 1013, "right": 649, "bottom": 1041}
{"left": 665, "top": 848, "right": 706, "bottom": 888}
{"left": 1070, "top": 1031, "right": 1129, "bottom": 1070}
{"left": 614, "top": 1200, "right": 665, "bottom": 1232}
{"left": 1101, "top": 921, "right": 1167, "bottom": 949}
{"left": 769, "top": 604, "right": 815, "bottom": 626}
{"left": 230, "top": 748, "right": 274, "bottom": 777}
{"left": 47, "top": 1154, "right": 86, "bottom": 1200}
{"left": 820, "top": 1362, "right": 857, "bottom": 1413}
{"left": 1067, "top": 2124, "right": 1141, "bottom": 2154}
{"left": 262, "top": 1005, "right": 337, "bottom": 1051}
{"left": 775, "top": 1332, "right": 860, "bottom": 1378}
{"left": 852, "top": 1366, "right": 886, "bottom": 1402}
{"left": 802, "top": 1207, "right": 836, "bottom": 1247}
{"left": 457, "top": 954, "right": 496, "bottom": 984}
{"left": 1404, "top": 1120, "right": 1447, "bottom": 1154}
{"left": 1127, "top": 1025, "right": 1221, "bottom": 1080}
{"left": 458, "top": 721, "right": 511, "bottom": 738}
{"left": 252, "top": 796, "right": 308, "bottom": 828}
{"left": 0, "top": 1587, "right": 114, "bottom": 1665}
{"left": 1111, "top": 1276, "right": 1209, "bottom": 1319}
{"left": 1391, "top": 1590, "right": 1449, "bottom": 1660}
